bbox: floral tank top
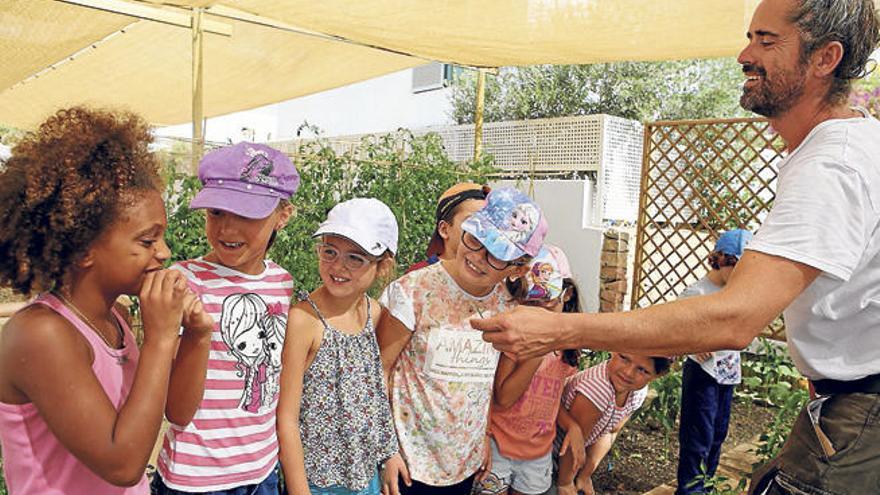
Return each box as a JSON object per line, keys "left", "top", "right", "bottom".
{"left": 299, "top": 292, "right": 398, "bottom": 490}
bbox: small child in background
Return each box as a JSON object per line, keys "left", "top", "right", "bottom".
{"left": 0, "top": 107, "right": 212, "bottom": 494}
{"left": 277, "top": 198, "right": 402, "bottom": 495}
{"left": 556, "top": 353, "right": 672, "bottom": 495}
{"left": 407, "top": 182, "right": 489, "bottom": 273}
{"left": 474, "top": 245, "right": 582, "bottom": 495}
{"left": 378, "top": 188, "right": 547, "bottom": 495}
{"left": 154, "top": 142, "right": 299, "bottom": 494}
{"left": 675, "top": 229, "right": 752, "bottom": 495}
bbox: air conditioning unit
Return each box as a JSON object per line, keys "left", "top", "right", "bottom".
{"left": 412, "top": 63, "right": 450, "bottom": 93}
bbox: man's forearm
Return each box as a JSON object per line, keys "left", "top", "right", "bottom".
{"left": 558, "top": 292, "right": 753, "bottom": 356}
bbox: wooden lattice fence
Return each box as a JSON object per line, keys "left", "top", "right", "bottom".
{"left": 631, "top": 117, "right": 787, "bottom": 339}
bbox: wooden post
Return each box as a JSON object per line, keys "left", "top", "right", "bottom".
{"left": 473, "top": 68, "right": 486, "bottom": 161}
{"left": 191, "top": 7, "right": 205, "bottom": 174}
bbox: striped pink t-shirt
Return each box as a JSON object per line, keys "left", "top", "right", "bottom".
{"left": 158, "top": 259, "right": 294, "bottom": 492}
{"left": 560, "top": 361, "right": 647, "bottom": 447}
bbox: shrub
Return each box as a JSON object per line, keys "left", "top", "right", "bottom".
{"left": 161, "top": 130, "right": 496, "bottom": 292}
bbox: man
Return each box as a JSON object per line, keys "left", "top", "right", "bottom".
{"left": 472, "top": 1, "right": 880, "bottom": 492}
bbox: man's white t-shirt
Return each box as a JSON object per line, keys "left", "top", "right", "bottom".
{"left": 746, "top": 109, "right": 880, "bottom": 381}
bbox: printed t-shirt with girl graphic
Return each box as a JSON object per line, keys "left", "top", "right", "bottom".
{"left": 380, "top": 262, "right": 515, "bottom": 486}
{"left": 157, "top": 259, "right": 294, "bottom": 491}
{"left": 559, "top": 360, "right": 647, "bottom": 447}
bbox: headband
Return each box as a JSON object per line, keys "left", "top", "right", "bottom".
{"left": 435, "top": 187, "right": 489, "bottom": 223}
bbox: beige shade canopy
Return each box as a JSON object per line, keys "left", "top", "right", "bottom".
{"left": 0, "top": 0, "right": 759, "bottom": 129}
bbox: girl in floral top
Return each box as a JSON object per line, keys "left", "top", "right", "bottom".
{"left": 377, "top": 188, "right": 548, "bottom": 495}
{"left": 277, "top": 198, "right": 403, "bottom": 495}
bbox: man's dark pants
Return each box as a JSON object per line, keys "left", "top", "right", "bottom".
{"left": 749, "top": 392, "right": 880, "bottom": 494}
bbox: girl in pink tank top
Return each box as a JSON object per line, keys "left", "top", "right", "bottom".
{"left": 0, "top": 107, "right": 213, "bottom": 494}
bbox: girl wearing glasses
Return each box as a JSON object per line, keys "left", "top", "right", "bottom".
{"left": 278, "top": 198, "right": 403, "bottom": 495}
{"left": 377, "top": 188, "right": 548, "bottom": 495}
{"left": 473, "top": 245, "right": 583, "bottom": 495}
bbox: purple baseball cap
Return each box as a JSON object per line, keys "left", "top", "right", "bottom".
{"left": 189, "top": 142, "right": 300, "bottom": 219}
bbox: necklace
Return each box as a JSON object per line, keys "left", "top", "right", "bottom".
{"left": 53, "top": 292, "right": 128, "bottom": 365}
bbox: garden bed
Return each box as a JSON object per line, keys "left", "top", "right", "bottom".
{"left": 592, "top": 398, "right": 777, "bottom": 494}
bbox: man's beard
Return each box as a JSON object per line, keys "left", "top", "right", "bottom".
{"left": 739, "top": 62, "right": 808, "bottom": 117}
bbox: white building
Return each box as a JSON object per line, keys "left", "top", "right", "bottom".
{"left": 158, "top": 64, "right": 456, "bottom": 142}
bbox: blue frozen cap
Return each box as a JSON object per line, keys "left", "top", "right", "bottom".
{"left": 714, "top": 229, "right": 753, "bottom": 259}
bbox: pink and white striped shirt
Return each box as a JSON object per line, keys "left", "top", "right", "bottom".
{"left": 560, "top": 361, "right": 647, "bottom": 447}
{"left": 157, "top": 259, "right": 294, "bottom": 492}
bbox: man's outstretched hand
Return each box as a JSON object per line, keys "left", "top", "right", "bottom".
{"left": 470, "top": 305, "right": 568, "bottom": 360}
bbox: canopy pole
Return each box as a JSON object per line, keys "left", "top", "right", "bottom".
{"left": 191, "top": 7, "right": 205, "bottom": 174}
{"left": 473, "top": 68, "right": 486, "bottom": 161}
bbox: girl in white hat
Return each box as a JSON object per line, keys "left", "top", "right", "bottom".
{"left": 277, "top": 198, "right": 403, "bottom": 495}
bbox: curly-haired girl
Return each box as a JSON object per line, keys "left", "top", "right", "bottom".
{"left": 0, "top": 107, "right": 213, "bottom": 494}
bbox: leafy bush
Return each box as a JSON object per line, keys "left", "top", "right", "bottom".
{"left": 739, "top": 338, "right": 803, "bottom": 406}
{"left": 161, "top": 130, "right": 496, "bottom": 292}
{"left": 740, "top": 338, "right": 810, "bottom": 467}
{"left": 689, "top": 463, "right": 749, "bottom": 495}
{"left": 753, "top": 387, "right": 808, "bottom": 465}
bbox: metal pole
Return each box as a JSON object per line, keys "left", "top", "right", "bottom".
{"left": 191, "top": 7, "right": 205, "bottom": 174}
{"left": 473, "top": 68, "right": 486, "bottom": 161}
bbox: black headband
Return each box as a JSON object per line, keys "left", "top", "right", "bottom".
{"left": 435, "top": 188, "right": 488, "bottom": 223}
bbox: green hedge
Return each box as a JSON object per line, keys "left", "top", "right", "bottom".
{"left": 163, "top": 131, "right": 496, "bottom": 292}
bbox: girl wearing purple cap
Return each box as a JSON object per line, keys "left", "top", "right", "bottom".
{"left": 277, "top": 197, "right": 403, "bottom": 495}
{"left": 153, "top": 142, "right": 298, "bottom": 494}
{"left": 377, "top": 188, "right": 545, "bottom": 495}
{"left": 0, "top": 107, "right": 213, "bottom": 494}
{"left": 473, "top": 246, "right": 584, "bottom": 495}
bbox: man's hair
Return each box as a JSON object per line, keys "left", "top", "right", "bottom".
{"left": 790, "top": 0, "right": 880, "bottom": 104}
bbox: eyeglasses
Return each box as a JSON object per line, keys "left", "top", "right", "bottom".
{"left": 460, "top": 231, "right": 527, "bottom": 271}
{"left": 316, "top": 243, "right": 374, "bottom": 271}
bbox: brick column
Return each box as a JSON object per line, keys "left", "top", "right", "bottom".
{"left": 599, "top": 229, "right": 630, "bottom": 312}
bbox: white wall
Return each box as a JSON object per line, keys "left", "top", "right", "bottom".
{"left": 157, "top": 68, "right": 454, "bottom": 143}
{"left": 493, "top": 180, "right": 604, "bottom": 313}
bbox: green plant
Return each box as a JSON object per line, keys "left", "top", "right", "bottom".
{"left": 578, "top": 350, "right": 610, "bottom": 370}
{"left": 688, "top": 462, "right": 749, "bottom": 495}
{"left": 753, "top": 387, "right": 808, "bottom": 466}
{"left": 0, "top": 124, "right": 24, "bottom": 148}
{"left": 450, "top": 58, "right": 747, "bottom": 124}
{"left": 633, "top": 364, "right": 683, "bottom": 458}
{"left": 739, "top": 338, "right": 803, "bottom": 406}
{"left": 0, "top": 454, "right": 6, "bottom": 495}
{"left": 160, "top": 130, "right": 496, "bottom": 293}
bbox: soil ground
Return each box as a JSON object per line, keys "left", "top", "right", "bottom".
{"left": 591, "top": 397, "right": 777, "bottom": 494}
